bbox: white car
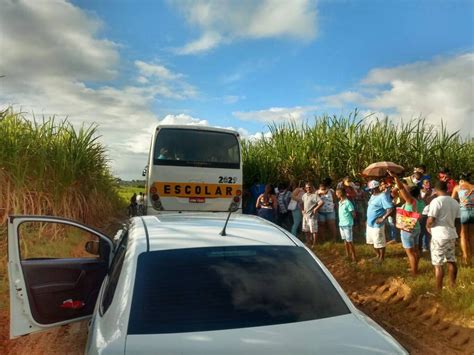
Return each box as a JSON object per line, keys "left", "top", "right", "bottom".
{"left": 9, "top": 213, "right": 407, "bottom": 354}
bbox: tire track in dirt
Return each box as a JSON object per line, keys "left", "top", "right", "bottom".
{"left": 318, "top": 248, "right": 474, "bottom": 355}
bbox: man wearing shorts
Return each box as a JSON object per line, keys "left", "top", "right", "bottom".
{"left": 366, "top": 180, "right": 394, "bottom": 263}
{"left": 302, "top": 182, "right": 324, "bottom": 247}
{"left": 427, "top": 180, "right": 460, "bottom": 291}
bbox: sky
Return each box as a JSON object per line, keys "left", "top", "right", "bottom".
{"left": 0, "top": 0, "right": 473, "bottom": 180}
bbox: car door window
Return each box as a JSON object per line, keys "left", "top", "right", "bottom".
{"left": 15, "top": 220, "right": 110, "bottom": 325}
{"left": 101, "top": 231, "right": 128, "bottom": 315}
{"left": 19, "top": 221, "right": 102, "bottom": 260}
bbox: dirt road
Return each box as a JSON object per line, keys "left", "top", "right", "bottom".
{"left": 0, "top": 312, "right": 87, "bottom": 355}
{"left": 1, "top": 246, "right": 473, "bottom": 354}
{"left": 317, "top": 247, "right": 474, "bottom": 355}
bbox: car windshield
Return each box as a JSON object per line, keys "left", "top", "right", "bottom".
{"left": 153, "top": 128, "right": 240, "bottom": 169}
{"left": 128, "top": 246, "right": 350, "bottom": 334}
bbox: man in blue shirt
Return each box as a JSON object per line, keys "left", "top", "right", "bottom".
{"left": 366, "top": 180, "right": 394, "bottom": 262}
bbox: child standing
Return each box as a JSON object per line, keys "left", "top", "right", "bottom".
{"left": 336, "top": 188, "right": 357, "bottom": 261}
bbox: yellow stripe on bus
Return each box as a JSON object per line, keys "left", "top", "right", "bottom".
{"left": 152, "top": 182, "right": 242, "bottom": 198}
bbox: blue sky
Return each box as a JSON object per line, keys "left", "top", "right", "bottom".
{"left": 1, "top": 0, "right": 473, "bottom": 178}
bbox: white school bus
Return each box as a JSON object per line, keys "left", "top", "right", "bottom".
{"left": 144, "top": 125, "right": 243, "bottom": 213}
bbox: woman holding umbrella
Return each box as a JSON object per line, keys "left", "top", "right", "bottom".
{"left": 388, "top": 170, "right": 425, "bottom": 275}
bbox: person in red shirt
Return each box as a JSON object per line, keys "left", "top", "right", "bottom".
{"left": 438, "top": 168, "right": 457, "bottom": 194}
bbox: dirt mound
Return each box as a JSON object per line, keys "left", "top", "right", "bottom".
{"left": 318, "top": 248, "right": 474, "bottom": 355}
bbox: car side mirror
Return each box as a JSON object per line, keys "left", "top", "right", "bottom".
{"left": 85, "top": 240, "right": 100, "bottom": 255}
{"left": 142, "top": 165, "right": 148, "bottom": 177}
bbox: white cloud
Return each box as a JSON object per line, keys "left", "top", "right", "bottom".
{"left": 160, "top": 113, "right": 209, "bottom": 126}
{"left": 134, "top": 61, "right": 198, "bottom": 99}
{"left": 136, "top": 76, "right": 149, "bottom": 84}
{"left": 0, "top": 0, "right": 198, "bottom": 179}
{"left": 322, "top": 91, "right": 366, "bottom": 107}
{"left": 135, "top": 60, "right": 184, "bottom": 81}
{"left": 176, "top": 31, "right": 223, "bottom": 55}
{"left": 233, "top": 105, "right": 318, "bottom": 123}
{"left": 319, "top": 53, "right": 474, "bottom": 135}
{"left": 0, "top": 0, "right": 118, "bottom": 81}
{"left": 172, "top": 0, "right": 318, "bottom": 54}
{"left": 246, "top": 131, "right": 273, "bottom": 141}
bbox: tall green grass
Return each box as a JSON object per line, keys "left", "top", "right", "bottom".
{"left": 242, "top": 112, "right": 474, "bottom": 186}
{"left": 0, "top": 108, "right": 125, "bottom": 241}
{"left": 0, "top": 108, "right": 126, "bottom": 308}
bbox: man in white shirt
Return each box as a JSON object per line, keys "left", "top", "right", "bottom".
{"left": 136, "top": 192, "right": 145, "bottom": 216}
{"left": 427, "top": 180, "right": 460, "bottom": 291}
{"left": 301, "top": 182, "right": 324, "bottom": 247}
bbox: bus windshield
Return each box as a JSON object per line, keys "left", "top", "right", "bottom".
{"left": 153, "top": 128, "right": 240, "bottom": 169}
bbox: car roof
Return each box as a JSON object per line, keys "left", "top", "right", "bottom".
{"left": 136, "top": 213, "right": 299, "bottom": 252}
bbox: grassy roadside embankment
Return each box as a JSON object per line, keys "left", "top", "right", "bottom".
{"left": 315, "top": 241, "right": 474, "bottom": 319}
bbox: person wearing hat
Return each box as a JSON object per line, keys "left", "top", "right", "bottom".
{"left": 366, "top": 179, "right": 394, "bottom": 262}
{"left": 403, "top": 167, "right": 424, "bottom": 188}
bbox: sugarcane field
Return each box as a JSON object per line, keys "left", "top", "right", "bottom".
{"left": 1, "top": 1, "right": 473, "bottom": 354}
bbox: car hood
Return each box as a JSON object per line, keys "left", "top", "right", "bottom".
{"left": 125, "top": 313, "right": 406, "bottom": 354}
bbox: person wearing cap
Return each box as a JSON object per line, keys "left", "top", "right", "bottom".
{"left": 416, "top": 164, "right": 431, "bottom": 184}
{"left": 366, "top": 179, "right": 394, "bottom": 262}
{"left": 403, "top": 167, "right": 424, "bottom": 188}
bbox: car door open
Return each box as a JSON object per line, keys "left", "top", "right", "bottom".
{"left": 8, "top": 216, "right": 113, "bottom": 338}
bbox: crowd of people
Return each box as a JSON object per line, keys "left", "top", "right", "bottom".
{"left": 249, "top": 165, "right": 473, "bottom": 292}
